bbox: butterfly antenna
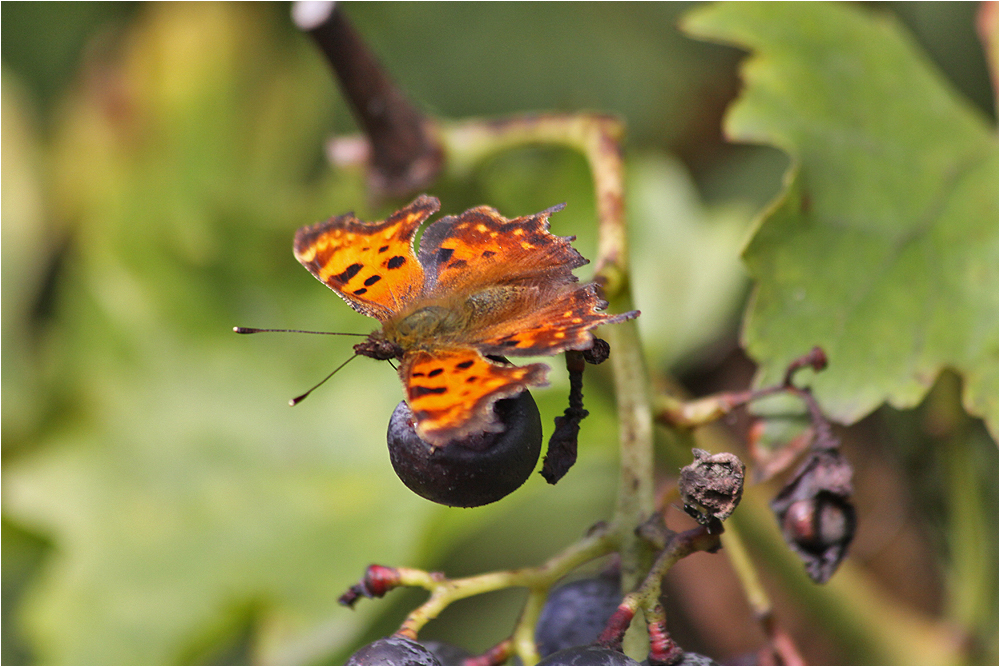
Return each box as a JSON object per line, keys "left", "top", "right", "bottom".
{"left": 290, "top": 354, "right": 359, "bottom": 406}
{"left": 234, "top": 327, "right": 367, "bottom": 336}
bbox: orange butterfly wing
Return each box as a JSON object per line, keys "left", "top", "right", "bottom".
{"left": 417, "top": 203, "right": 585, "bottom": 298}
{"left": 417, "top": 203, "right": 638, "bottom": 358}
{"left": 401, "top": 348, "right": 548, "bottom": 446}
{"left": 293, "top": 195, "right": 438, "bottom": 321}
{"left": 476, "top": 283, "right": 636, "bottom": 357}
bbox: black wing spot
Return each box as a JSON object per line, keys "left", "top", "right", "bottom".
{"left": 378, "top": 245, "right": 390, "bottom": 253}
{"left": 465, "top": 375, "right": 479, "bottom": 383}
{"left": 335, "top": 263, "right": 364, "bottom": 284}
{"left": 411, "top": 385, "right": 447, "bottom": 397}
{"left": 364, "top": 275, "right": 382, "bottom": 287}
{"left": 386, "top": 256, "right": 406, "bottom": 269}
{"left": 411, "top": 372, "right": 426, "bottom": 378}
{"left": 482, "top": 250, "right": 496, "bottom": 259}
{"left": 447, "top": 259, "right": 468, "bottom": 270}
{"left": 436, "top": 247, "right": 455, "bottom": 263}
{"left": 428, "top": 368, "right": 444, "bottom": 378}
{"left": 352, "top": 287, "right": 368, "bottom": 296}
{"left": 455, "top": 360, "right": 475, "bottom": 369}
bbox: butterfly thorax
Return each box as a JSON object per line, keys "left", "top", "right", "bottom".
{"left": 390, "top": 286, "right": 530, "bottom": 347}
{"left": 382, "top": 304, "right": 471, "bottom": 350}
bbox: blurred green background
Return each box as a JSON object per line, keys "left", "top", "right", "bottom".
{"left": 2, "top": 2, "right": 996, "bottom": 665}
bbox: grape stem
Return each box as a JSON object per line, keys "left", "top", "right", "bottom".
{"left": 392, "top": 526, "right": 618, "bottom": 664}
{"left": 463, "top": 638, "right": 513, "bottom": 666}
{"left": 654, "top": 346, "right": 830, "bottom": 438}
{"left": 338, "top": 523, "right": 722, "bottom": 665}
{"left": 598, "top": 526, "right": 720, "bottom": 652}
{"left": 721, "top": 527, "right": 806, "bottom": 665}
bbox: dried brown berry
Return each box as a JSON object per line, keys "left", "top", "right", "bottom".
{"left": 771, "top": 450, "right": 855, "bottom": 583}
{"left": 679, "top": 449, "right": 745, "bottom": 528}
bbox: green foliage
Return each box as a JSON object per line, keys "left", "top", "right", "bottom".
{"left": 1, "top": 5, "right": 684, "bottom": 663}
{"left": 2, "top": 2, "right": 996, "bottom": 665}
{"left": 683, "top": 2, "right": 999, "bottom": 437}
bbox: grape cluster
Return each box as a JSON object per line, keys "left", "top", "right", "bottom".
{"left": 538, "top": 645, "right": 640, "bottom": 665}
{"left": 530, "top": 575, "right": 640, "bottom": 665}
{"left": 535, "top": 576, "right": 622, "bottom": 658}
{"left": 531, "top": 576, "right": 719, "bottom": 666}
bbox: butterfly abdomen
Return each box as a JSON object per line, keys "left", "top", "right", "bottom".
{"left": 462, "top": 286, "right": 530, "bottom": 321}
{"left": 385, "top": 304, "right": 469, "bottom": 349}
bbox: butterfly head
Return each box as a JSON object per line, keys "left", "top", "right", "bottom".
{"left": 354, "top": 333, "right": 403, "bottom": 361}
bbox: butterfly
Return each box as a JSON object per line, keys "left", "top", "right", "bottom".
{"left": 293, "top": 195, "right": 638, "bottom": 447}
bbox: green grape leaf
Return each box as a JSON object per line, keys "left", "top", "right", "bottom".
{"left": 683, "top": 2, "right": 999, "bottom": 438}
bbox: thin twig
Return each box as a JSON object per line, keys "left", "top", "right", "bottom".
{"left": 390, "top": 526, "right": 618, "bottom": 663}
{"left": 655, "top": 347, "right": 828, "bottom": 430}
{"left": 721, "top": 527, "right": 806, "bottom": 665}
{"left": 597, "top": 526, "right": 721, "bottom": 655}
{"left": 295, "top": 2, "right": 443, "bottom": 196}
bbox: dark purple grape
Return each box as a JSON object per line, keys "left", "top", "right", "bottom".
{"left": 420, "top": 640, "right": 471, "bottom": 665}
{"left": 346, "top": 635, "right": 441, "bottom": 666}
{"left": 387, "top": 391, "right": 542, "bottom": 507}
{"left": 641, "top": 651, "right": 719, "bottom": 666}
{"left": 538, "top": 645, "right": 639, "bottom": 665}
{"left": 535, "top": 577, "right": 621, "bottom": 658}
{"left": 673, "top": 652, "right": 718, "bottom": 665}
